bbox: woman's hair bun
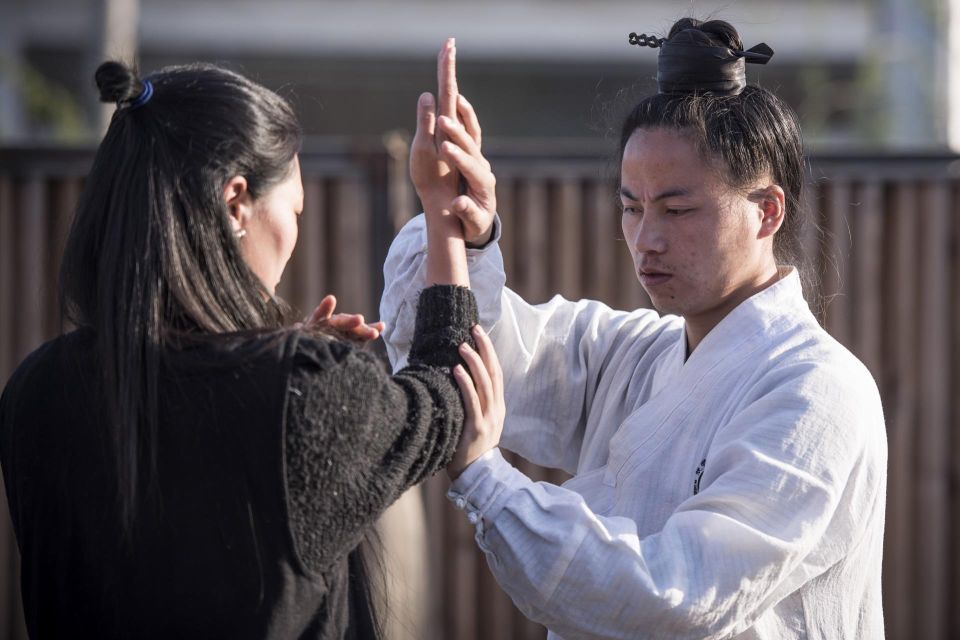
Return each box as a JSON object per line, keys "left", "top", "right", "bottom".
{"left": 95, "top": 61, "right": 143, "bottom": 105}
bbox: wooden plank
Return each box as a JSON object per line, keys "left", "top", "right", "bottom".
{"left": 374, "top": 488, "right": 429, "bottom": 640}
{"left": 800, "top": 177, "right": 821, "bottom": 272}
{"left": 495, "top": 175, "right": 516, "bottom": 289}
{"left": 420, "top": 474, "right": 446, "bottom": 640}
{"left": 553, "top": 177, "right": 582, "bottom": 301}
{"left": 330, "top": 176, "right": 372, "bottom": 317}
{"left": 915, "top": 181, "right": 950, "bottom": 639}
{"left": 446, "top": 509, "right": 477, "bottom": 640}
{"left": 804, "top": 179, "right": 828, "bottom": 323}
{"left": 517, "top": 179, "right": 549, "bottom": 303}
{"left": 853, "top": 180, "right": 883, "bottom": 378}
{"left": 383, "top": 131, "right": 415, "bottom": 234}
{"left": 587, "top": 179, "right": 617, "bottom": 307}
{"left": 823, "top": 179, "right": 852, "bottom": 347}
{"left": 883, "top": 181, "right": 917, "bottom": 640}
{"left": 298, "top": 179, "right": 327, "bottom": 310}
{"left": 796, "top": 179, "right": 820, "bottom": 321}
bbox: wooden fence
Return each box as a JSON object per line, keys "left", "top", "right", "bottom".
{"left": 0, "top": 141, "right": 957, "bottom": 639}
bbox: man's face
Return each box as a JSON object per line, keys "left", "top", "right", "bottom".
{"left": 620, "top": 127, "right": 774, "bottom": 331}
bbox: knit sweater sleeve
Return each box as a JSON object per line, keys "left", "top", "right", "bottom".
{"left": 284, "top": 285, "right": 478, "bottom": 575}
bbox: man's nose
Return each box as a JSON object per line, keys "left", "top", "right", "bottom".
{"left": 629, "top": 216, "right": 667, "bottom": 255}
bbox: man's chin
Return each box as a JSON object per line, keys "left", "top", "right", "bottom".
{"left": 645, "top": 293, "right": 684, "bottom": 317}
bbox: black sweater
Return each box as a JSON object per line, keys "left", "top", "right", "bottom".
{"left": 0, "top": 285, "right": 478, "bottom": 639}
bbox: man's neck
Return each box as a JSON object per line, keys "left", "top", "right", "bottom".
{"left": 684, "top": 266, "right": 784, "bottom": 357}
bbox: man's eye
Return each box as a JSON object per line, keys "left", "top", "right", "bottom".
{"left": 666, "top": 208, "right": 692, "bottom": 216}
{"left": 622, "top": 206, "right": 641, "bottom": 216}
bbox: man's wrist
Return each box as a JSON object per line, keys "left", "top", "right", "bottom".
{"left": 465, "top": 223, "right": 495, "bottom": 248}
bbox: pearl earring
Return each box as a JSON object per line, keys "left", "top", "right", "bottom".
{"left": 236, "top": 229, "right": 247, "bottom": 239}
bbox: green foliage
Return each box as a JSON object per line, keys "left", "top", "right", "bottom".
{"left": 0, "top": 56, "right": 89, "bottom": 141}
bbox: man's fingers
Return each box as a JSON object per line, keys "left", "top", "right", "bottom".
{"left": 437, "top": 38, "right": 459, "bottom": 122}
{"left": 438, "top": 115, "right": 482, "bottom": 162}
{"left": 441, "top": 141, "right": 493, "bottom": 195}
{"left": 457, "top": 95, "right": 482, "bottom": 147}
{"left": 413, "top": 93, "right": 437, "bottom": 148}
{"left": 450, "top": 196, "right": 487, "bottom": 238}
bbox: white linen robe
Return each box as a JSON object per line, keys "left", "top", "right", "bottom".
{"left": 380, "top": 214, "right": 887, "bottom": 640}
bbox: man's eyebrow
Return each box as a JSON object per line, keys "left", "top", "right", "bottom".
{"left": 618, "top": 187, "right": 692, "bottom": 202}
{"left": 652, "top": 187, "right": 691, "bottom": 202}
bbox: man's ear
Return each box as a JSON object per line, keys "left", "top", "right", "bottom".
{"left": 754, "top": 184, "right": 786, "bottom": 240}
{"left": 224, "top": 175, "right": 253, "bottom": 236}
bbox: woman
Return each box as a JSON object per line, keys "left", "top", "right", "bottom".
{"left": 384, "top": 21, "right": 887, "bottom": 639}
{"left": 0, "top": 61, "right": 502, "bottom": 639}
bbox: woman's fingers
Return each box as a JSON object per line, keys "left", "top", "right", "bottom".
{"left": 309, "top": 295, "right": 337, "bottom": 324}
{"left": 452, "top": 364, "right": 481, "bottom": 424}
{"left": 317, "top": 313, "right": 386, "bottom": 343}
{"left": 457, "top": 94, "right": 482, "bottom": 147}
{"left": 327, "top": 313, "right": 364, "bottom": 330}
{"left": 459, "top": 341, "right": 493, "bottom": 414}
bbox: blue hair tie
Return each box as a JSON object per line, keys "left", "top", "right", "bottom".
{"left": 128, "top": 79, "right": 154, "bottom": 110}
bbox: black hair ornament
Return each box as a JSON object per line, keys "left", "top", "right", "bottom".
{"left": 629, "top": 30, "right": 773, "bottom": 96}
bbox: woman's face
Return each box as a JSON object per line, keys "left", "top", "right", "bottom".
{"left": 619, "top": 127, "right": 779, "bottom": 337}
{"left": 238, "top": 156, "right": 304, "bottom": 294}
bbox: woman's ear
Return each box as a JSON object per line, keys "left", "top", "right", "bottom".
{"left": 755, "top": 184, "right": 786, "bottom": 240}
{"left": 223, "top": 175, "right": 253, "bottom": 236}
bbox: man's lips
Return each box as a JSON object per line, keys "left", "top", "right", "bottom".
{"left": 638, "top": 268, "right": 672, "bottom": 287}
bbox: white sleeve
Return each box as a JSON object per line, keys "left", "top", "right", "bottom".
{"left": 445, "top": 370, "right": 886, "bottom": 639}
{"left": 380, "top": 213, "right": 668, "bottom": 473}
{"left": 381, "top": 213, "right": 505, "bottom": 372}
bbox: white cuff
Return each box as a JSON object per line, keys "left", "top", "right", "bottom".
{"left": 465, "top": 215, "right": 502, "bottom": 262}
{"left": 446, "top": 447, "right": 531, "bottom": 533}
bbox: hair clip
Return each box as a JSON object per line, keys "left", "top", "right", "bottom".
{"left": 628, "top": 33, "right": 664, "bottom": 49}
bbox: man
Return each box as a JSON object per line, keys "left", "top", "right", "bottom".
{"left": 382, "top": 25, "right": 886, "bottom": 639}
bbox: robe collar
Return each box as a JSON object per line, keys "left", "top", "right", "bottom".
{"left": 681, "top": 267, "right": 812, "bottom": 372}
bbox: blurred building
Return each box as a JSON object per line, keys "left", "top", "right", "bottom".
{"left": 5, "top": 0, "right": 950, "bottom": 150}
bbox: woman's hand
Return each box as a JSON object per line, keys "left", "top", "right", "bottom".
{"left": 305, "top": 295, "right": 385, "bottom": 344}
{"left": 448, "top": 324, "right": 505, "bottom": 480}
